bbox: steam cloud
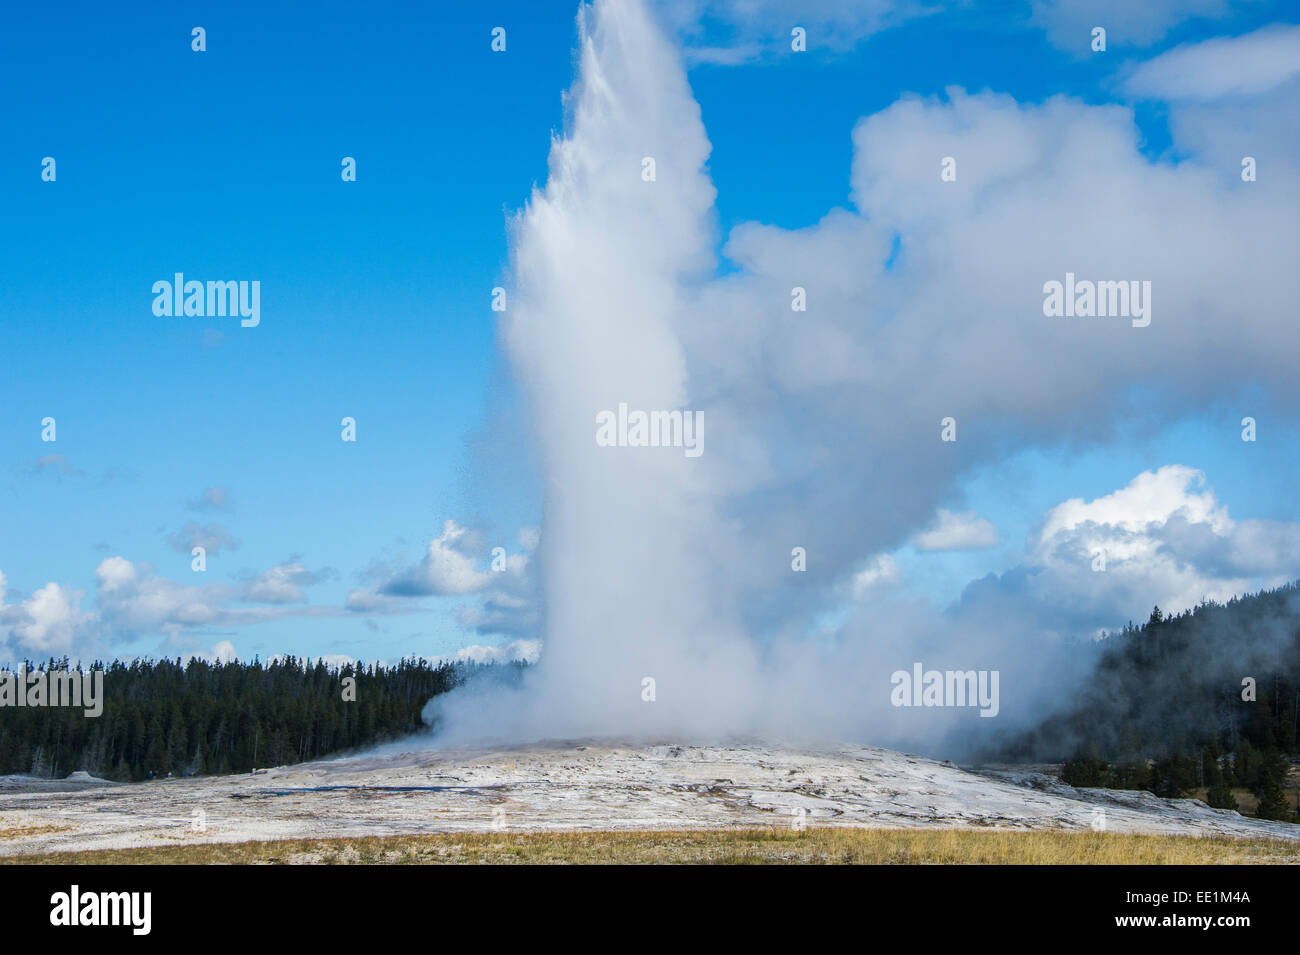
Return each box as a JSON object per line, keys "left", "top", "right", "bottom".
{"left": 426, "top": 0, "right": 1300, "bottom": 754}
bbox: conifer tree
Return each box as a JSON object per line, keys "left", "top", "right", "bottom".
{"left": 1256, "top": 768, "right": 1291, "bottom": 821}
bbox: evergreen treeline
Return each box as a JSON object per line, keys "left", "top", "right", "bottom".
{"left": 1000, "top": 583, "right": 1300, "bottom": 820}
{"left": 1059, "top": 743, "right": 1295, "bottom": 818}
{"left": 0, "top": 655, "right": 473, "bottom": 781}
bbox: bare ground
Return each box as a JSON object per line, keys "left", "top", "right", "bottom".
{"left": 1, "top": 740, "right": 1296, "bottom": 859}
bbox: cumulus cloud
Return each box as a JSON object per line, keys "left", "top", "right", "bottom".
{"left": 0, "top": 580, "right": 90, "bottom": 655}
{"left": 0, "top": 555, "right": 344, "bottom": 664}
{"left": 346, "top": 521, "right": 539, "bottom": 639}
{"left": 996, "top": 465, "right": 1300, "bottom": 633}
{"left": 242, "top": 560, "right": 332, "bottom": 604}
{"left": 914, "top": 509, "right": 999, "bottom": 551}
{"left": 96, "top": 556, "right": 227, "bottom": 632}
{"left": 1039, "top": 465, "right": 1229, "bottom": 539}
{"left": 381, "top": 520, "right": 492, "bottom": 597}
{"left": 206, "top": 639, "right": 238, "bottom": 663}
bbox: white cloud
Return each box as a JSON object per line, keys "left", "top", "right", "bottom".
{"left": 1125, "top": 23, "right": 1300, "bottom": 100}
{"left": 990, "top": 466, "right": 1300, "bottom": 632}
{"left": 914, "top": 509, "right": 999, "bottom": 551}
{"left": 0, "top": 581, "right": 90, "bottom": 655}
{"left": 94, "top": 555, "right": 137, "bottom": 592}
{"left": 450, "top": 639, "right": 543, "bottom": 666}
{"left": 852, "top": 553, "right": 903, "bottom": 598}
{"left": 2, "top": 553, "right": 351, "bottom": 663}
{"left": 243, "top": 560, "right": 326, "bottom": 604}
{"left": 384, "top": 520, "right": 492, "bottom": 597}
{"left": 202, "top": 639, "right": 238, "bottom": 664}
{"left": 1037, "top": 465, "right": 1231, "bottom": 544}
{"left": 95, "top": 557, "right": 229, "bottom": 632}
{"left": 347, "top": 521, "right": 539, "bottom": 639}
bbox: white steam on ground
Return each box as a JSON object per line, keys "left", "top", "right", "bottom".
{"left": 427, "top": 0, "right": 1300, "bottom": 754}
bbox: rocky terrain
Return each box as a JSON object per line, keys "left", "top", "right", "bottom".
{"left": 2, "top": 740, "right": 1297, "bottom": 857}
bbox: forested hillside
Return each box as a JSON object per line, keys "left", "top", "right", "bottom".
{"left": 0, "top": 656, "right": 479, "bottom": 781}
{"left": 997, "top": 582, "right": 1300, "bottom": 819}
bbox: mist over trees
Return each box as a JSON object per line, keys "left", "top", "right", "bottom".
{"left": 0, "top": 656, "right": 485, "bottom": 781}
{"left": 996, "top": 582, "right": 1300, "bottom": 819}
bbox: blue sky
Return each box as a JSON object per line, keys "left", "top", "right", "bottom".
{"left": 3, "top": 0, "right": 1299, "bottom": 668}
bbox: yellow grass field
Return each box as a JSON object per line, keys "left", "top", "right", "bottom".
{"left": 6, "top": 827, "right": 1299, "bottom": 865}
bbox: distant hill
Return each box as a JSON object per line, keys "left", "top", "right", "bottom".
{"left": 992, "top": 582, "right": 1300, "bottom": 817}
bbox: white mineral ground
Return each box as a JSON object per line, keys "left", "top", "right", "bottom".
{"left": 2, "top": 742, "right": 1297, "bottom": 856}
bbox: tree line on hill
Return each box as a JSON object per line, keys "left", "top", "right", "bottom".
{"left": 997, "top": 583, "right": 1300, "bottom": 821}
{"left": 0, "top": 655, "right": 499, "bottom": 781}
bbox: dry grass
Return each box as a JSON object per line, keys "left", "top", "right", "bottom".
{"left": 6, "top": 827, "right": 1299, "bottom": 865}
{"left": 0, "top": 825, "right": 71, "bottom": 841}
